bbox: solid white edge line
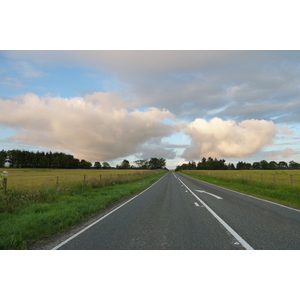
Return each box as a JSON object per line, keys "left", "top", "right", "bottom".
{"left": 177, "top": 176, "right": 254, "bottom": 250}
{"left": 52, "top": 172, "right": 168, "bottom": 250}
{"left": 180, "top": 173, "right": 300, "bottom": 213}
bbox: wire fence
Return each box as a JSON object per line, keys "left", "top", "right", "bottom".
{"left": 1, "top": 171, "right": 149, "bottom": 196}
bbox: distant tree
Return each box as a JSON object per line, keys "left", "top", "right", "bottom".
{"left": 118, "top": 159, "right": 130, "bottom": 169}
{"left": 236, "top": 161, "right": 251, "bottom": 170}
{"left": 178, "top": 157, "right": 230, "bottom": 171}
{"left": 79, "top": 159, "right": 92, "bottom": 169}
{"left": 94, "top": 161, "right": 102, "bottom": 169}
{"left": 278, "top": 161, "right": 288, "bottom": 169}
{"left": 269, "top": 161, "right": 278, "bottom": 170}
{"left": 260, "top": 160, "right": 269, "bottom": 170}
{"left": 158, "top": 158, "right": 166, "bottom": 169}
{"left": 288, "top": 161, "right": 299, "bottom": 169}
{"left": 228, "top": 163, "right": 235, "bottom": 170}
{"left": 102, "top": 162, "right": 111, "bottom": 169}
{"left": 188, "top": 161, "right": 197, "bottom": 170}
{"left": 148, "top": 158, "right": 166, "bottom": 169}
{"left": 134, "top": 159, "right": 149, "bottom": 169}
{"left": 0, "top": 150, "right": 7, "bottom": 167}
{"left": 252, "top": 162, "right": 261, "bottom": 169}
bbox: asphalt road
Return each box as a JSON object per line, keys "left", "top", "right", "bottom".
{"left": 54, "top": 172, "right": 300, "bottom": 250}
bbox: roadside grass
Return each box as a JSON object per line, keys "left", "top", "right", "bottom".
{"left": 180, "top": 171, "right": 300, "bottom": 210}
{"left": 0, "top": 170, "right": 166, "bottom": 250}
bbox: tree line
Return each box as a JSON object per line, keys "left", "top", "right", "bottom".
{"left": 0, "top": 149, "right": 92, "bottom": 169}
{"left": 175, "top": 157, "right": 300, "bottom": 171}
{"left": 0, "top": 149, "right": 167, "bottom": 170}
{"left": 115, "top": 158, "right": 167, "bottom": 170}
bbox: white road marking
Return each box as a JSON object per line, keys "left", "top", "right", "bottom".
{"left": 52, "top": 173, "right": 168, "bottom": 250}
{"left": 195, "top": 190, "right": 223, "bottom": 199}
{"left": 194, "top": 202, "right": 200, "bottom": 207}
{"left": 177, "top": 176, "right": 254, "bottom": 250}
{"left": 183, "top": 173, "right": 300, "bottom": 213}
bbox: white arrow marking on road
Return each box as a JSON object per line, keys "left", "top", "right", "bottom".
{"left": 195, "top": 190, "right": 223, "bottom": 199}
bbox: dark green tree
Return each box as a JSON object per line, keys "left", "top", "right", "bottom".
{"left": 94, "top": 161, "right": 102, "bottom": 169}
{"left": 118, "top": 159, "right": 130, "bottom": 169}
{"left": 260, "top": 160, "right": 269, "bottom": 170}
{"left": 278, "top": 161, "right": 288, "bottom": 169}
{"left": 134, "top": 159, "right": 149, "bottom": 169}
{"left": 252, "top": 162, "right": 261, "bottom": 169}
{"left": 0, "top": 150, "right": 7, "bottom": 167}
{"left": 102, "top": 162, "right": 111, "bottom": 169}
{"left": 269, "top": 161, "right": 278, "bottom": 170}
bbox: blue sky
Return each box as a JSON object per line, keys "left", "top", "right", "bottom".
{"left": 1, "top": 50, "right": 300, "bottom": 169}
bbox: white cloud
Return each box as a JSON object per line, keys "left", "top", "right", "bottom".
{"left": 0, "top": 92, "right": 175, "bottom": 161}
{"left": 181, "top": 117, "right": 277, "bottom": 160}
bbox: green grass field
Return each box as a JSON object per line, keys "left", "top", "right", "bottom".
{"left": 182, "top": 169, "right": 300, "bottom": 185}
{"left": 180, "top": 170, "right": 300, "bottom": 209}
{"left": 0, "top": 168, "right": 166, "bottom": 249}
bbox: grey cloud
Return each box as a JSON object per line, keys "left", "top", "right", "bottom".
{"left": 135, "top": 146, "right": 177, "bottom": 160}
{"left": 134, "top": 138, "right": 178, "bottom": 159}
{"left": 161, "top": 141, "right": 190, "bottom": 149}
{"left": 5, "top": 50, "right": 300, "bottom": 125}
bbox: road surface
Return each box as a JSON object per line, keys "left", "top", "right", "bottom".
{"left": 53, "top": 172, "right": 300, "bottom": 250}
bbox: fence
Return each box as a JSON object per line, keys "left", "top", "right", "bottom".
{"left": 1, "top": 171, "right": 149, "bottom": 196}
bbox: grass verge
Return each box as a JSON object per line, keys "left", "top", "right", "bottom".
{"left": 180, "top": 171, "right": 300, "bottom": 210}
{"left": 0, "top": 171, "right": 166, "bottom": 250}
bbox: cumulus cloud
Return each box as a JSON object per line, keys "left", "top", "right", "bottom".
{"left": 181, "top": 117, "right": 277, "bottom": 160}
{"left": 0, "top": 92, "right": 175, "bottom": 161}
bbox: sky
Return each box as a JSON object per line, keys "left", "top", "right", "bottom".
{"left": 1, "top": 50, "right": 300, "bottom": 169}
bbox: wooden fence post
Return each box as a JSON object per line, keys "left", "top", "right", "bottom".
{"left": 56, "top": 176, "right": 59, "bottom": 188}
{"left": 2, "top": 177, "right": 7, "bottom": 196}
{"left": 290, "top": 174, "right": 293, "bottom": 185}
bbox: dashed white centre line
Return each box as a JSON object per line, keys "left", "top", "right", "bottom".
{"left": 194, "top": 202, "right": 200, "bottom": 207}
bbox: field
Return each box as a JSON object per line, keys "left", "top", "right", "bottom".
{"left": 0, "top": 168, "right": 166, "bottom": 249}
{"left": 0, "top": 168, "right": 151, "bottom": 192}
{"left": 182, "top": 169, "right": 300, "bottom": 186}
{"left": 180, "top": 170, "right": 300, "bottom": 209}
